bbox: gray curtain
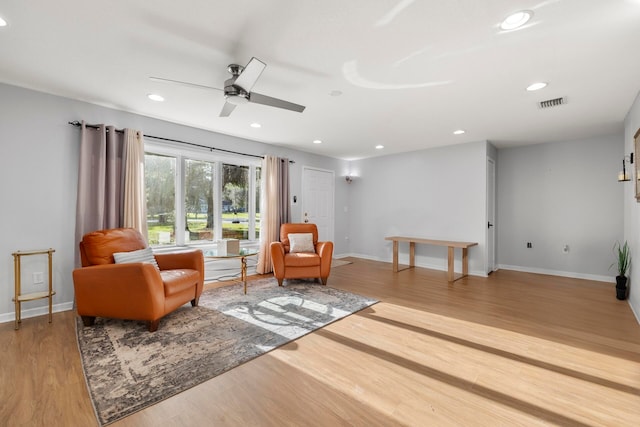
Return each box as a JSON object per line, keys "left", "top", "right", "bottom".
{"left": 75, "top": 121, "right": 146, "bottom": 265}
{"left": 256, "top": 156, "right": 290, "bottom": 274}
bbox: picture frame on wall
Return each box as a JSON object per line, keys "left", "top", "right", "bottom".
{"left": 636, "top": 128, "right": 640, "bottom": 201}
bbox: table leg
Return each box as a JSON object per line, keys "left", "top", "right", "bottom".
{"left": 14, "top": 256, "right": 20, "bottom": 330}
{"left": 14, "top": 301, "right": 20, "bottom": 330}
{"left": 447, "top": 246, "right": 454, "bottom": 282}
{"left": 462, "top": 248, "right": 469, "bottom": 277}
{"left": 392, "top": 241, "right": 399, "bottom": 272}
{"left": 48, "top": 251, "right": 53, "bottom": 323}
{"left": 241, "top": 256, "right": 248, "bottom": 294}
{"left": 409, "top": 242, "right": 415, "bottom": 268}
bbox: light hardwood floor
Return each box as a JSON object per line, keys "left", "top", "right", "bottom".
{"left": 1, "top": 258, "right": 640, "bottom": 426}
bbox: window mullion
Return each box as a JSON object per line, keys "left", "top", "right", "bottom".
{"left": 248, "top": 165, "right": 255, "bottom": 241}
{"left": 213, "top": 162, "right": 222, "bottom": 241}
{"left": 175, "top": 156, "right": 186, "bottom": 245}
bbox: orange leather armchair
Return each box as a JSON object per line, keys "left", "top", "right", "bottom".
{"left": 270, "top": 223, "right": 333, "bottom": 286}
{"left": 72, "top": 228, "right": 204, "bottom": 332}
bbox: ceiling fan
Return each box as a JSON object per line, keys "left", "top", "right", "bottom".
{"left": 150, "top": 57, "right": 305, "bottom": 117}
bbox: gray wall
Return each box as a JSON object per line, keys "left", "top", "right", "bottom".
{"left": 1, "top": 80, "right": 634, "bottom": 324}
{"left": 496, "top": 135, "right": 624, "bottom": 280}
{"left": 623, "top": 91, "right": 640, "bottom": 321}
{"left": 347, "top": 141, "right": 489, "bottom": 276}
{"left": 0, "top": 83, "right": 348, "bottom": 322}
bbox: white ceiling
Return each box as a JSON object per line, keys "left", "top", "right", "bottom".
{"left": 1, "top": 1, "right": 639, "bottom": 160}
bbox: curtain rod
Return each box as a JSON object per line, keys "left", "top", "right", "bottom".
{"left": 67, "top": 121, "right": 294, "bottom": 163}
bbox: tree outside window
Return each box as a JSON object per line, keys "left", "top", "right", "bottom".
{"left": 185, "top": 159, "right": 214, "bottom": 242}
{"left": 222, "top": 164, "right": 249, "bottom": 239}
{"left": 145, "top": 154, "right": 176, "bottom": 245}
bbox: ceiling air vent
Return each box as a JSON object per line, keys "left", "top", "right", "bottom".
{"left": 538, "top": 97, "right": 567, "bottom": 109}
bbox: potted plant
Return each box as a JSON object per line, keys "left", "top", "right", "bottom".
{"left": 611, "top": 241, "right": 630, "bottom": 300}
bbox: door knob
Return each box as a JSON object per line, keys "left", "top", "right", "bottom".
{"left": 488, "top": 222, "right": 494, "bottom": 228}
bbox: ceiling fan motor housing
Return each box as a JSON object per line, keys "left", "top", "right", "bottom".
{"left": 224, "top": 66, "right": 250, "bottom": 104}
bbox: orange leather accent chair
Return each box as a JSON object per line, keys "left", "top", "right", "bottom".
{"left": 72, "top": 228, "right": 204, "bottom": 332}
{"left": 270, "top": 223, "right": 333, "bottom": 286}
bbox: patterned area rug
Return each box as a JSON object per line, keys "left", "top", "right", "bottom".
{"left": 75, "top": 277, "right": 377, "bottom": 426}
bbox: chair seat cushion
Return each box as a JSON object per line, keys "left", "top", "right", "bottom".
{"left": 284, "top": 252, "right": 321, "bottom": 267}
{"left": 161, "top": 269, "right": 200, "bottom": 297}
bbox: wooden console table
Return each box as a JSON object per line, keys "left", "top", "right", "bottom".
{"left": 385, "top": 236, "right": 478, "bottom": 282}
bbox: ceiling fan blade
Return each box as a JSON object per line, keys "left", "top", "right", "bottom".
{"left": 249, "top": 92, "right": 306, "bottom": 113}
{"left": 219, "top": 101, "right": 236, "bottom": 117}
{"left": 233, "top": 57, "right": 266, "bottom": 92}
{"left": 149, "top": 76, "right": 223, "bottom": 92}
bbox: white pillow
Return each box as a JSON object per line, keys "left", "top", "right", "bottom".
{"left": 113, "top": 247, "right": 160, "bottom": 270}
{"left": 288, "top": 233, "right": 315, "bottom": 253}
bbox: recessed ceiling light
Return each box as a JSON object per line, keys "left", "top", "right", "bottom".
{"left": 526, "top": 82, "right": 548, "bottom": 91}
{"left": 0, "top": 17, "right": 7, "bottom": 27}
{"left": 453, "top": 129, "right": 465, "bottom": 135}
{"left": 329, "top": 90, "right": 343, "bottom": 97}
{"left": 147, "top": 93, "right": 164, "bottom": 102}
{"left": 375, "top": 145, "right": 384, "bottom": 150}
{"left": 500, "top": 10, "right": 533, "bottom": 31}
{"left": 250, "top": 123, "right": 261, "bottom": 128}
{"left": 313, "top": 139, "right": 322, "bottom": 144}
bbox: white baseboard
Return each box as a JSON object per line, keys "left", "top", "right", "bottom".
{"left": 332, "top": 253, "right": 352, "bottom": 259}
{"left": 345, "top": 253, "right": 487, "bottom": 278}
{"left": 628, "top": 299, "right": 640, "bottom": 325}
{"left": 0, "top": 302, "right": 74, "bottom": 324}
{"left": 497, "top": 264, "right": 614, "bottom": 283}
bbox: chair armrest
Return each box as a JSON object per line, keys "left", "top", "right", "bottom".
{"left": 316, "top": 241, "right": 333, "bottom": 259}
{"left": 72, "top": 263, "right": 165, "bottom": 320}
{"left": 316, "top": 241, "right": 334, "bottom": 277}
{"left": 154, "top": 250, "right": 204, "bottom": 298}
{"left": 154, "top": 250, "right": 203, "bottom": 272}
{"left": 270, "top": 242, "right": 286, "bottom": 278}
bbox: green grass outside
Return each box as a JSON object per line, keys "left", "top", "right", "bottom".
{"left": 147, "top": 213, "right": 260, "bottom": 244}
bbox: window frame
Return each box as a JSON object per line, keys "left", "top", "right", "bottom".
{"left": 144, "top": 141, "right": 262, "bottom": 248}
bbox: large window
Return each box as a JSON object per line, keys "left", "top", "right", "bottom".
{"left": 144, "top": 146, "right": 261, "bottom": 247}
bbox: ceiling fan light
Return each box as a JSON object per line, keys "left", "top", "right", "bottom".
{"left": 500, "top": 10, "right": 533, "bottom": 30}
{"left": 226, "top": 94, "right": 249, "bottom": 105}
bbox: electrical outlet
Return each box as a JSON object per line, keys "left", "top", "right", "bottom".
{"left": 563, "top": 245, "right": 570, "bottom": 253}
{"left": 33, "top": 272, "right": 44, "bottom": 284}
{"left": 526, "top": 242, "right": 532, "bottom": 248}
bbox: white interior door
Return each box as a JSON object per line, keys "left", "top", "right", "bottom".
{"left": 302, "top": 167, "right": 335, "bottom": 242}
{"left": 487, "top": 157, "right": 496, "bottom": 273}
